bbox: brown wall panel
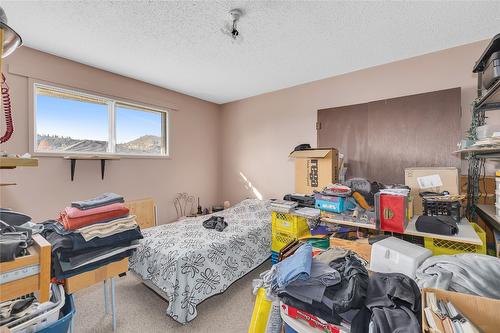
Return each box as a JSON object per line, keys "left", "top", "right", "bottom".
{"left": 317, "top": 88, "right": 461, "bottom": 184}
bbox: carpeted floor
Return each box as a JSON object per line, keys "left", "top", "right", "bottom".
{"left": 73, "top": 260, "right": 271, "bottom": 332}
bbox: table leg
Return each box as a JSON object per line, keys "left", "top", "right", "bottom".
{"left": 70, "top": 294, "right": 75, "bottom": 333}
{"left": 103, "top": 279, "right": 109, "bottom": 315}
{"left": 111, "top": 277, "right": 116, "bottom": 331}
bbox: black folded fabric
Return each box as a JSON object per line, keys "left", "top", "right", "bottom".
{"left": 53, "top": 250, "right": 132, "bottom": 279}
{"left": 351, "top": 272, "right": 422, "bottom": 333}
{"left": 415, "top": 215, "right": 458, "bottom": 235}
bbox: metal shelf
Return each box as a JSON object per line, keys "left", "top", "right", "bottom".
{"left": 473, "top": 79, "right": 500, "bottom": 112}
{"left": 475, "top": 204, "right": 500, "bottom": 232}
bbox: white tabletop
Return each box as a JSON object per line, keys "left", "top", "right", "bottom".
{"left": 404, "top": 217, "right": 482, "bottom": 245}
{"left": 321, "top": 216, "right": 483, "bottom": 245}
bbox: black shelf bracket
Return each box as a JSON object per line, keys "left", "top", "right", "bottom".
{"left": 69, "top": 158, "right": 109, "bottom": 181}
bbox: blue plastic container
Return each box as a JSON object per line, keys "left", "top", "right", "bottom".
{"left": 315, "top": 197, "right": 346, "bottom": 213}
{"left": 284, "top": 323, "right": 299, "bottom": 333}
{"left": 38, "top": 294, "right": 75, "bottom": 333}
{"left": 271, "top": 251, "right": 279, "bottom": 265}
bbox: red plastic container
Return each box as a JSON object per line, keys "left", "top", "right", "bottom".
{"left": 375, "top": 193, "right": 409, "bottom": 233}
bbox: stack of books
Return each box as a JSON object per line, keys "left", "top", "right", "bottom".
{"left": 424, "top": 292, "right": 482, "bottom": 333}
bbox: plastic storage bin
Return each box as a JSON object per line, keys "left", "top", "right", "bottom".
{"left": 284, "top": 323, "right": 299, "bottom": 333}
{"left": 37, "top": 293, "right": 75, "bottom": 333}
{"left": 271, "top": 251, "right": 279, "bottom": 265}
{"left": 423, "top": 223, "right": 486, "bottom": 255}
{"left": 272, "top": 212, "right": 309, "bottom": 238}
{"left": 422, "top": 198, "right": 462, "bottom": 223}
{"left": 272, "top": 231, "right": 296, "bottom": 252}
{"left": 10, "top": 285, "right": 66, "bottom": 333}
{"left": 370, "top": 236, "right": 432, "bottom": 279}
{"left": 314, "top": 195, "right": 346, "bottom": 213}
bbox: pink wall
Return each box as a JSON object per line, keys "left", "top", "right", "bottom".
{"left": 220, "top": 40, "right": 494, "bottom": 204}
{"left": 0, "top": 47, "right": 221, "bottom": 223}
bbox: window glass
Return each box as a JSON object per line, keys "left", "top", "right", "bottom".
{"left": 34, "top": 84, "right": 168, "bottom": 157}
{"left": 115, "top": 104, "right": 165, "bottom": 155}
{"left": 35, "top": 87, "right": 108, "bottom": 153}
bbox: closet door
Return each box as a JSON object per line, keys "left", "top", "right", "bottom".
{"left": 317, "top": 87, "right": 461, "bottom": 184}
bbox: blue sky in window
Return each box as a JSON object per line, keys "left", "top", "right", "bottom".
{"left": 36, "top": 95, "right": 162, "bottom": 143}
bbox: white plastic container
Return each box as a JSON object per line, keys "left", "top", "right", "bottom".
{"left": 496, "top": 177, "right": 500, "bottom": 191}
{"left": 370, "top": 236, "right": 432, "bottom": 279}
{"left": 9, "top": 284, "right": 65, "bottom": 333}
{"left": 496, "top": 202, "right": 500, "bottom": 218}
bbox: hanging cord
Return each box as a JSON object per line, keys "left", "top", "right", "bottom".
{"left": 0, "top": 73, "right": 13, "bottom": 143}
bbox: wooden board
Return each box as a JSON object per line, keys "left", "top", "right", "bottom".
{"left": 0, "top": 234, "right": 51, "bottom": 303}
{"left": 317, "top": 88, "right": 461, "bottom": 184}
{"left": 124, "top": 198, "right": 156, "bottom": 229}
{"left": 64, "top": 258, "right": 129, "bottom": 294}
{"left": 0, "top": 157, "right": 38, "bottom": 169}
{"left": 329, "top": 237, "right": 372, "bottom": 263}
{"left": 322, "top": 217, "right": 377, "bottom": 230}
{"left": 63, "top": 155, "right": 120, "bottom": 160}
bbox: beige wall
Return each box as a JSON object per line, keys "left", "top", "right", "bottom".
{"left": 220, "top": 40, "right": 494, "bottom": 204}
{"left": 0, "top": 47, "right": 221, "bottom": 223}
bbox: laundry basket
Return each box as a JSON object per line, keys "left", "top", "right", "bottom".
{"left": 37, "top": 293, "right": 75, "bottom": 333}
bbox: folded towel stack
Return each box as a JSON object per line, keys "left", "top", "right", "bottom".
{"left": 41, "top": 193, "right": 143, "bottom": 279}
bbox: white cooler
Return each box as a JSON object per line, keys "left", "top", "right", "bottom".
{"left": 370, "top": 236, "right": 432, "bottom": 279}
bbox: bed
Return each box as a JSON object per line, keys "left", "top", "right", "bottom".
{"left": 129, "top": 198, "right": 271, "bottom": 324}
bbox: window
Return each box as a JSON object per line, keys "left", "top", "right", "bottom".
{"left": 34, "top": 84, "right": 168, "bottom": 157}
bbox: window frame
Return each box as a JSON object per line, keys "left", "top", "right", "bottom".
{"left": 32, "top": 82, "right": 170, "bottom": 158}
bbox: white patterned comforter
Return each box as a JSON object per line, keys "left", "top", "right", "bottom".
{"left": 129, "top": 199, "right": 271, "bottom": 324}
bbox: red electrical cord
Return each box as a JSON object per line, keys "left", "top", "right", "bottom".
{"left": 0, "top": 73, "right": 13, "bottom": 143}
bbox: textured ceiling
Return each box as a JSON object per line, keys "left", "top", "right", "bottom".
{"left": 3, "top": 1, "right": 500, "bottom": 104}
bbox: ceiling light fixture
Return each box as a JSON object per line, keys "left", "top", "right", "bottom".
{"left": 221, "top": 9, "right": 243, "bottom": 42}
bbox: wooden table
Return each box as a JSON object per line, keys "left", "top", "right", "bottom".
{"left": 64, "top": 258, "right": 129, "bottom": 332}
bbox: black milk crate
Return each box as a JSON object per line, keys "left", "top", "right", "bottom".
{"left": 422, "top": 198, "right": 462, "bottom": 223}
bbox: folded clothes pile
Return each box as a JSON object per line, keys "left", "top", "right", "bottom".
{"left": 41, "top": 193, "right": 143, "bottom": 279}
{"left": 255, "top": 243, "right": 368, "bottom": 330}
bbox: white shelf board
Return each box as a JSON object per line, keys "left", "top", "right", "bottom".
{"left": 322, "top": 216, "right": 482, "bottom": 245}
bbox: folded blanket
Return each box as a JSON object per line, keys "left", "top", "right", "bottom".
{"left": 65, "top": 202, "right": 126, "bottom": 219}
{"left": 415, "top": 254, "right": 500, "bottom": 299}
{"left": 77, "top": 215, "right": 138, "bottom": 241}
{"left": 58, "top": 207, "right": 129, "bottom": 231}
{"left": 71, "top": 193, "right": 124, "bottom": 210}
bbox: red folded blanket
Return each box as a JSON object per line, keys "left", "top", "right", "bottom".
{"left": 64, "top": 203, "right": 126, "bottom": 219}
{"left": 58, "top": 206, "right": 130, "bottom": 231}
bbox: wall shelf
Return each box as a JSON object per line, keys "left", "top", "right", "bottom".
{"left": 0, "top": 157, "right": 38, "bottom": 169}
{"left": 63, "top": 155, "right": 120, "bottom": 181}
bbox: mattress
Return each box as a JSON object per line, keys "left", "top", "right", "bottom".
{"left": 129, "top": 199, "right": 272, "bottom": 323}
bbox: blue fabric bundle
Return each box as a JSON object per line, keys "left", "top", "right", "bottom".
{"left": 275, "top": 243, "right": 313, "bottom": 288}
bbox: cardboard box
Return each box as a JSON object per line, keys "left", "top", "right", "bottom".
{"left": 404, "top": 167, "right": 459, "bottom": 215}
{"left": 421, "top": 288, "right": 500, "bottom": 333}
{"left": 289, "top": 148, "right": 338, "bottom": 195}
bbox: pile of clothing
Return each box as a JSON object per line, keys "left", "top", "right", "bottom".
{"left": 0, "top": 209, "right": 43, "bottom": 262}
{"left": 352, "top": 272, "right": 422, "bottom": 333}
{"left": 41, "top": 193, "right": 143, "bottom": 279}
{"left": 257, "top": 243, "right": 369, "bottom": 331}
